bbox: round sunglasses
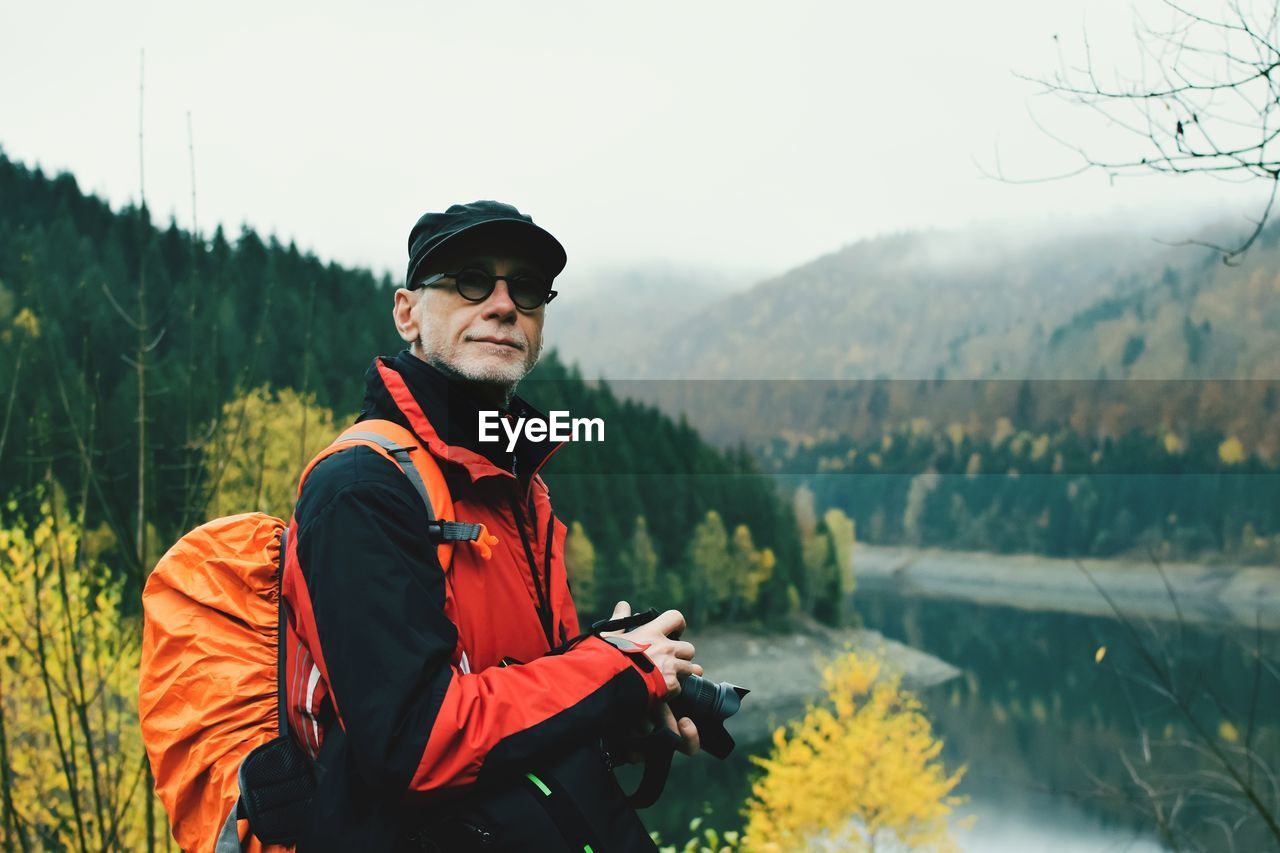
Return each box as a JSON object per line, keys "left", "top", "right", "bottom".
{"left": 413, "top": 268, "right": 557, "bottom": 310}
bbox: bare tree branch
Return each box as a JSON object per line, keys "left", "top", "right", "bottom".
{"left": 1001, "top": 0, "right": 1280, "bottom": 261}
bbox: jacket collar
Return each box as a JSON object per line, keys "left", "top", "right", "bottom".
{"left": 358, "top": 351, "right": 565, "bottom": 491}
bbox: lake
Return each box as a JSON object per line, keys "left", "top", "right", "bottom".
{"left": 640, "top": 554, "right": 1280, "bottom": 851}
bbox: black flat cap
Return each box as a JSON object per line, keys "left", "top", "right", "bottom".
{"left": 405, "top": 200, "right": 567, "bottom": 288}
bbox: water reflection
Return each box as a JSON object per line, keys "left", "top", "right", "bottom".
{"left": 647, "top": 579, "right": 1279, "bottom": 850}
{"left": 858, "top": 582, "right": 1279, "bottom": 851}
{"left": 952, "top": 796, "right": 1166, "bottom": 852}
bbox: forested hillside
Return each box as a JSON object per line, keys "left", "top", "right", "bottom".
{"left": 1031, "top": 243, "right": 1280, "bottom": 380}
{"left": 762, "top": 422, "right": 1280, "bottom": 562}
{"left": 0, "top": 151, "right": 830, "bottom": 627}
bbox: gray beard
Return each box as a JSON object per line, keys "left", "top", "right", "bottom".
{"left": 416, "top": 337, "right": 519, "bottom": 408}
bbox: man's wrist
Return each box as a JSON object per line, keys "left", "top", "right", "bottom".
{"left": 585, "top": 635, "right": 668, "bottom": 707}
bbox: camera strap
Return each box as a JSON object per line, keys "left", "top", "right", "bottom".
{"left": 545, "top": 607, "right": 681, "bottom": 807}
{"left": 547, "top": 607, "right": 662, "bottom": 656}
{"left": 589, "top": 608, "right": 661, "bottom": 634}
{"left": 617, "top": 726, "right": 682, "bottom": 809}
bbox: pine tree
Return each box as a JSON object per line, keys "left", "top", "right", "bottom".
{"left": 686, "top": 510, "right": 731, "bottom": 626}
{"left": 801, "top": 531, "right": 831, "bottom": 619}
{"left": 822, "top": 508, "right": 856, "bottom": 625}
{"left": 796, "top": 484, "right": 831, "bottom": 618}
{"left": 726, "top": 523, "right": 776, "bottom": 623}
{"left": 564, "top": 520, "right": 598, "bottom": 618}
{"left": 618, "top": 515, "right": 659, "bottom": 610}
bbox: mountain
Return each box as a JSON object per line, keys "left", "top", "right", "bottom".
{"left": 1029, "top": 233, "right": 1280, "bottom": 380}
{"left": 600, "top": 221, "right": 1278, "bottom": 383}
{"left": 616, "top": 225, "right": 1168, "bottom": 379}
{"left": 546, "top": 264, "right": 744, "bottom": 377}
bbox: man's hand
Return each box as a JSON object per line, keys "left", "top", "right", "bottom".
{"left": 607, "top": 601, "right": 702, "bottom": 697}
{"left": 607, "top": 601, "right": 701, "bottom": 757}
{"left": 658, "top": 702, "right": 701, "bottom": 756}
{"left": 606, "top": 596, "right": 701, "bottom": 758}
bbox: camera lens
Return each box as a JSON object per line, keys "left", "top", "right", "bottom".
{"left": 668, "top": 675, "right": 749, "bottom": 759}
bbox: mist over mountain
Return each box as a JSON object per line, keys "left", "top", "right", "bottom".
{"left": 546, "top": 264, "right": 746, "bottom": 377}
{"left": 579, "top": 220, "right": 1277, "bottom": 383}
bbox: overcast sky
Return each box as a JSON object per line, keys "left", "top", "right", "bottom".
{"left": 1, "top": 1, "right": 1265, "bottom": 287}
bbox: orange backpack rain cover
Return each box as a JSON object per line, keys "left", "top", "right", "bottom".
{"left": 139, "top": 511, "right": 290, "bottom": 853}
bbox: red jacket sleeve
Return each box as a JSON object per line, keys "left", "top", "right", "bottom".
{"left": 408, "top": 635, "right": 667, "bottom": 789}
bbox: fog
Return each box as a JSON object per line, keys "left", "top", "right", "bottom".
{"left": 1, "top": 0, "right": 1264, "bottom": 282}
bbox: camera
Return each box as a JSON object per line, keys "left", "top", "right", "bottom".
{"left": 668, "top": 673, "right": 749, "bottom": 759}
{"left": 597, "top": 607, "right": 750, "bottom": 759}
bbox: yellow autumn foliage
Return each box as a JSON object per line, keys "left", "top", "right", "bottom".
{"left": 13, "top": 307, "right": 40, "bottom": 339}
{"left": 202, "top": 385, "right": 347, "bottom": 520}
{"left": 730, "top": 524, "right": 776, "bottom": 616}
{"left": 742, "top": 652, "right": 964, "bottom": 852}
{"left": 658, "top": 819, "right": 742, "bottom": 853}
{"left": 1218, "top": 436, "right": 1246, "bottom": 466}
{"left": 565, "top": 519, "right": 598, "bottom": 614}
{"left": 0, "top": 501, "right": 152, "bottom": 851}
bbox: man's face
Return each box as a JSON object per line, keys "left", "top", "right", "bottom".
{"left": 394, "top": 253, "right": 547, "bottom": 394}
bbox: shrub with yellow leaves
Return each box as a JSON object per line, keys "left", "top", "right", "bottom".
{"left": 657, "top": 817, "right": 742, "bottom": 853}
{"left": 201, "top": 385, "right": 347, "bottom": 520}
{"left": 0, "top": 498, "right": 151, "bottom": 851}
{"left": 742, "top": 652, "right": 964, "bottom": 852}
{"left": 1217, "top": 435, "right": 1247, "bottom": 466}
{"left": 12, "top": 307, "right": 40, "bottom": 340}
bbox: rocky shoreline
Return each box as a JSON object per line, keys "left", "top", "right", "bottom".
{"left": 855, "top": 544, "right": 1280, "bottom": 630}
{"left": 687, "top": 619, "right": 960, "bottom": 747}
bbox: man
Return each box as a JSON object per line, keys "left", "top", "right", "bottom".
{"left": 281, "top": 201, "right": 700, "bottom": 851}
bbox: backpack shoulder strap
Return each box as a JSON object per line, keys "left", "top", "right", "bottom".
{"left": 296, "top": 419, "right": 497, "bottom": 569}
